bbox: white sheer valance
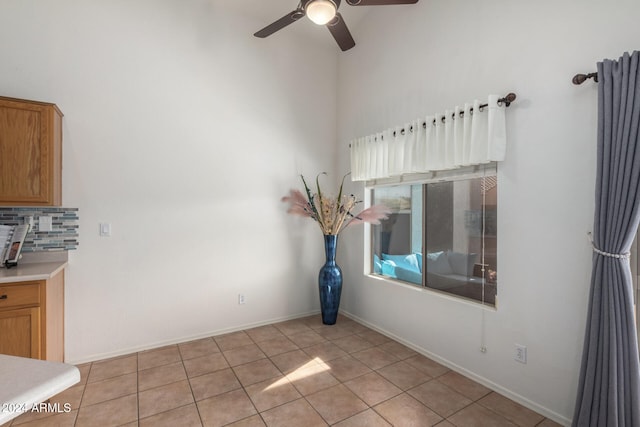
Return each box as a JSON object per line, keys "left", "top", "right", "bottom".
{"left": 350, "top": 94, "right": 509, "bottom": 182}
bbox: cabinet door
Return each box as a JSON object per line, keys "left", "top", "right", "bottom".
{"left": 0, "top": 97, "right": 62, "bottom": 206}
{"left": 0, "top": 307, "right": 41, "bottom": 359}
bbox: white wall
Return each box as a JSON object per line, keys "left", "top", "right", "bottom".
{"left": 336, "top": 0, "right": 640, "bottom": 424}
{"left": 0, "top": 0, "right": 339, "bottom": 362}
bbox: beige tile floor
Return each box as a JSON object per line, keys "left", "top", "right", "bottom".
{"left": 4, "top": 315, "right": 563, "bottom": 427}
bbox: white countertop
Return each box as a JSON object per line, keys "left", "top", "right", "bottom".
{"left": 0, "top": 354, "right": 80, "bottom": 423}
{"left": 0, "top": 261, "right": 67, "bottom": 284}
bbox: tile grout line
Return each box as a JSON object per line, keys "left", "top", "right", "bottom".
{"left": 135, "top": 352, "right": 140, "bottom": 426}
{"left": 231, "top": 331, "right": 269, "bottom": 427}
{"left": 73, "top": 361, "right": 92, "bottom": 427}
{"left": 179, "top": 346, "right": 207, "bottom": 427}
{"left": 472, "top": 393, "right": 525, "bottom": 427}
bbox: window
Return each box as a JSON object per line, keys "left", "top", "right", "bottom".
{"left": 370, "top": 169, "right": 497, "bottom": 306}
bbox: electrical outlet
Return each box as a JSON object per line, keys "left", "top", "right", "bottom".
{"left": 39, "top": 215, "right": 53, "bottom": 232}
{"left": 515, "top": 344, "right": 527, "bottom": 364}
{"left": 238, "top": 294, "right": 246, "bottom": 305}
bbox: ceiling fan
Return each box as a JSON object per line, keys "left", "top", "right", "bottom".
{"left": 254, "top": 0, "right": 419, "bottom": 52}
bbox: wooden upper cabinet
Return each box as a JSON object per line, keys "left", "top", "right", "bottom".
{"left": 0, "top": 96, "right": 63, "bottom": 206}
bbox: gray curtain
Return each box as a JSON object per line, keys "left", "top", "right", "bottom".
{"left": 573, "top": 51, "right": 640, "bottom": 426}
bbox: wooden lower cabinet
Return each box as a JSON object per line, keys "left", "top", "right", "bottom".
{"left": 0, "top": 307, "right": 40, "bottom": 358}
{"left": 0, "top": 271, "right": 64, "bottom": 361}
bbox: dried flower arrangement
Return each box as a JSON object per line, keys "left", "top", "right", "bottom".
{"left": 282, "top": 173, "right": 391, "bottom": 235}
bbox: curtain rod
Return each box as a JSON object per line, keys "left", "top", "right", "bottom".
{"left": 420, "top": 92, "right": 516, "bottom": 129}
{"left": 394, "top": 92, "right": 516, "bottom": 138}
{"left": 348, "top": 93, "right": 517, "bottom": 145}
{"left": 572, "top": 72, "right": 598, "bottom": 85}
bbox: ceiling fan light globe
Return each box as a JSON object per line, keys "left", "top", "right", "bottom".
{"left": 306, "top": 0, "right": 337, "bottom": 25}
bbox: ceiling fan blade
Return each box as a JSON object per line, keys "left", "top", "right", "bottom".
{"left": 346, "top": 0, "right": 418, "bottom": 5}
{"left": 326, "top": 13, "right": 355, "bottom": 51}
{"left": 254, "top": 9, "right": 305, "bottom": 38}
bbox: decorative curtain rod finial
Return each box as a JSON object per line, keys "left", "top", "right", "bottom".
{"left": 499, "top": 93, "right": 516, "bottom": 107}
{"left": 572, "top": 72, "right": 598, "bottom": 85}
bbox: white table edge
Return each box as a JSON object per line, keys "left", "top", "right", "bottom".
{"left": 0, "top": 355, "right": 80, "bottom": 424}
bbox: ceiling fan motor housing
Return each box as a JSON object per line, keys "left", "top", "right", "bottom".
{"left": 301, "top": 0, "right": 342, "bottom": 11}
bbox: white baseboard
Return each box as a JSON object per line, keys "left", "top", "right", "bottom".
{"left": 66, "top": 310, "right": 320, "bottom": 365}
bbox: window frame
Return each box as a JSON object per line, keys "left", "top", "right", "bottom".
{"left": 365, "top": 163, "right": 498, "bottom": 307}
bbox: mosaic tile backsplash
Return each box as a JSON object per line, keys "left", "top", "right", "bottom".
{"left": 0, "top": 207, "right": 79, "bottom": 252}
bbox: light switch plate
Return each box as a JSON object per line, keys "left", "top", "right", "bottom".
{"left": 99, "top": 223, "right": 111, "bottom": 237}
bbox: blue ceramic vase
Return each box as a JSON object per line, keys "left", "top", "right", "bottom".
{"left": 318, "top": 234, "right": 342, "bottom": 325}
